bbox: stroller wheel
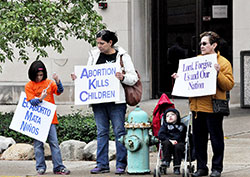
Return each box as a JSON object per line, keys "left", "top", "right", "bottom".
{"left": 187, "top": 165, "right": 195, "bottom": 174}
{"left": 154, "top": 169, "right": 161, "bottom": 177}
{"left": 160, "top": 166, "right": 167, "bottom": 174}
{"left": 163, "top": 167, "right": 167, "bottom": 175}
{"left": 191, "top": 165, "right": 195, "bottom": 173}
{"left": 182, "top": 169, "right": 190, "bottom": 177}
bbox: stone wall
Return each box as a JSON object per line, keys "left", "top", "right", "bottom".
{"left": 0, "top": 83, "right": 74, "bottom": 105}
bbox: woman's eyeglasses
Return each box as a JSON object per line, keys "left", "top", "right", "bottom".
{"left": 199, "top": 42, "right": 209, "bottom": 46}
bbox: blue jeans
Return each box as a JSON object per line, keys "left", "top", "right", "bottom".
{"left": 92, "top": 102, "right": 127, "bottom": 169}
{"left": 34, "top": 124, "right": 65, "bottom": 172}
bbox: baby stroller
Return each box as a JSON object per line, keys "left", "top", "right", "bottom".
{"left": 153, "top": 95, "right": 195, "bottom": 177}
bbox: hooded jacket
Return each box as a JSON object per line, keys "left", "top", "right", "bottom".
{"left": 189, "top": 52, "right": 234, "bottom": 113}
{"left": 158, "top": 108, "right": 187, "bottom": 143}
{"left": 87, "top": 46, "right": 138, "bottom": 104}
{"left": 25, "top": 79, "right": 61, "bottom": 124}
{"left": 152, "top": 93, "right": 175, "bottom": 137}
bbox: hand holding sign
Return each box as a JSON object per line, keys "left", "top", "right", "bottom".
{"left": 214, "top": 63, "right": 220, "bottom": 73}
{"left": 9, "top": 92, "right": 56, "bottom": 143}
{"left": 172, "top": 54, "right": 217, "bottom": 97}
{"left": 71, "top": 72, "right": 77, "bottom": 81}
{"left": 171, "top": 73, "right": 179, "bottom": 79}
{"left": 115, "top": 72, "right": 124, "bottom": 81}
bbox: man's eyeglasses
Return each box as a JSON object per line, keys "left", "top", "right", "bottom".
{"left": 199, "top": 42, "right": 209, "bottom": 46}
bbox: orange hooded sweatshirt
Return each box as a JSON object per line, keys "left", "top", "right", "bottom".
{"left": 25, "top": 79, "right": 61, "bottom": 124}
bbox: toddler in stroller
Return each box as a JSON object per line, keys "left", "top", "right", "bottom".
{"left": 153, "top": 94, "right": 195, "bottom": 176}
{"left": 154, "top": 108, "right": 195, "bottom": 177}
{"left": 158, "top": 108, "right": 187, "bottom": 175}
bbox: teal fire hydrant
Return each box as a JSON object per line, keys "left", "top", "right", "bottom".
{"left": 119, "top": 106, "right": 158, "bottom": 174}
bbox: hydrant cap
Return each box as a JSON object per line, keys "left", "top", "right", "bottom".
{"left": 128, "top": 106, "right": 148, "bottom": 123}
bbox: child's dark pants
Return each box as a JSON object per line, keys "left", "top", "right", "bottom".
{"left": 162, "top": 140, "right": 185, "bottom": 166}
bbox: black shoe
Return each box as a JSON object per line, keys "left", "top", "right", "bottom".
{"left": 90, "top": 166, "right": 110, "bottom": 174}
{"left": 210, "top": 170, "right": 221, "bottom": 177}
{"left": 192, "top": 169, "right": 208, "bottom": 177}
{"left": 174, "top": 167, "right": 180, "bottom": 175}
{"left": 161, "top": 161, "right": 170, "bottom": 168}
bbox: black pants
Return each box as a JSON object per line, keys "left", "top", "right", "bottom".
{"left": 192, "top": 112, "right": 224, "bottom": 172}
{"left": 161, "top": 140, "right": 185, "bottom": 166}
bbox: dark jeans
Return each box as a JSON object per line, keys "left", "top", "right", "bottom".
{"left": 92, "top": 102, "right": 127, "bottom": 169}
{"left": 192, "top": 112, "right": 224, "bottom": 172}
{"left": 161, "top": 139, "right": 185, "bottom": 166}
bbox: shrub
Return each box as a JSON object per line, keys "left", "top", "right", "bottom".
{"left": 0, "top": 112, "right": 33, "bottom": 143}
{"left": 0, "top": 110, "right": 115, "bottom": 144}
{"left": 57, "top": 110, "right": 97, "bottom": 143}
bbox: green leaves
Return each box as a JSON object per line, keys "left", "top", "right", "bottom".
{"left": 0, "top": 110, "right": 115, "bottom": 144}
{"left": 0, "top": 0, "right": 106, "bottom": 68}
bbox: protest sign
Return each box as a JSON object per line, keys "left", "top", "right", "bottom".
{"left": 172, "top": 54, "right": 217, "bottom": 97}
{"left": 9, "top": 92, "right": 56, "bottom": 143}
{"left": 74, "top": 63, "right": 120, "bottom": 105}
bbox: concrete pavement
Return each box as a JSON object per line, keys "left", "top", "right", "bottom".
{"left": 1, "top": 99, "right": 250, "bottom": 176}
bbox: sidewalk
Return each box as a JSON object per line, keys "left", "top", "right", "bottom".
{"left": 1, "top": 99, "right": 250, "bottom": 176}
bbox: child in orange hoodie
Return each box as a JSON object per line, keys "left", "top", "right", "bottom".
{"left": 25, "top": 60, "right": 70, "bottom": 175}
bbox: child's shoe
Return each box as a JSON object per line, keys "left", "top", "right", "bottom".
{"left": 37, "top": 169, "right": 45, "bottom": 175}
{"left": 174, "top": 167, "right": 180, "bottom": 175}
{"left": 54, "top": 168, "right": 70, "bottom": 175}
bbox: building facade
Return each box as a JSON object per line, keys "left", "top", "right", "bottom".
{"left": 0, "top": 0, "right": 248, "bottom": 107}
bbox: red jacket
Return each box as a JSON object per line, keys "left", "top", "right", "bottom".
{"left": 152, "top": 93, "right": 175, "bottom": 137}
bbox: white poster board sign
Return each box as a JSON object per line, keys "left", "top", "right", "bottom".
{"left": 172, "top": 54, "right": 217, "bottom": 97}
{"left": 9, "top": 92, "right": 56, "bottom": 143}
{"left": 74, "top": 63, "right": 120, "bottom": 105}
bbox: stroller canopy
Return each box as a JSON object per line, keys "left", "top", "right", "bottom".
{"left": 152, "top": 93, "right": 175, "bottom": 137}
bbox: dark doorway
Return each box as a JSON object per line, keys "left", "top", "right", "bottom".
{"left": 151, "top": 0, "right": 232, "bottom": 98}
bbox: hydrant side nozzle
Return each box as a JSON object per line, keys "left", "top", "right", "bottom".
{"left": 125, "top": 135, "right": 141, "bottom": 152}
{"left": 118, "top": 135, "right": 125, "bottom": 145}
{"left": 128, "top": 140, "right": 134, "bottom": 148}
{"left": 149, "top": 135, "right": 159, "bottom": 146}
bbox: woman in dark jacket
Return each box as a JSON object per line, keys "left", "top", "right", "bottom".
{"left": 158, "top": 108, "right": 187, "bottom": 175}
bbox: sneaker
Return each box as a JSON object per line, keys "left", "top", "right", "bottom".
{"left": 115, "top": 167, "right": 126, "bottom": 174}
{"left": 37, "top": 169, "right": 45, "bottom": 175}
{"left": 54, "top": 168, "right": 70, "bottom": 175}
{"left": 192, "top": 169, "right": 208, "bottom": 177}
{"left": 210, "top": 170, "right": 221, "bottom": 177}
{"left": 90, "top": 166, "right": 110, "bottom": 174}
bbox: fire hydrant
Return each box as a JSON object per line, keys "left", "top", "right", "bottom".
{"left": 119, "top": 106, "right": 158, "bottom": 174}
